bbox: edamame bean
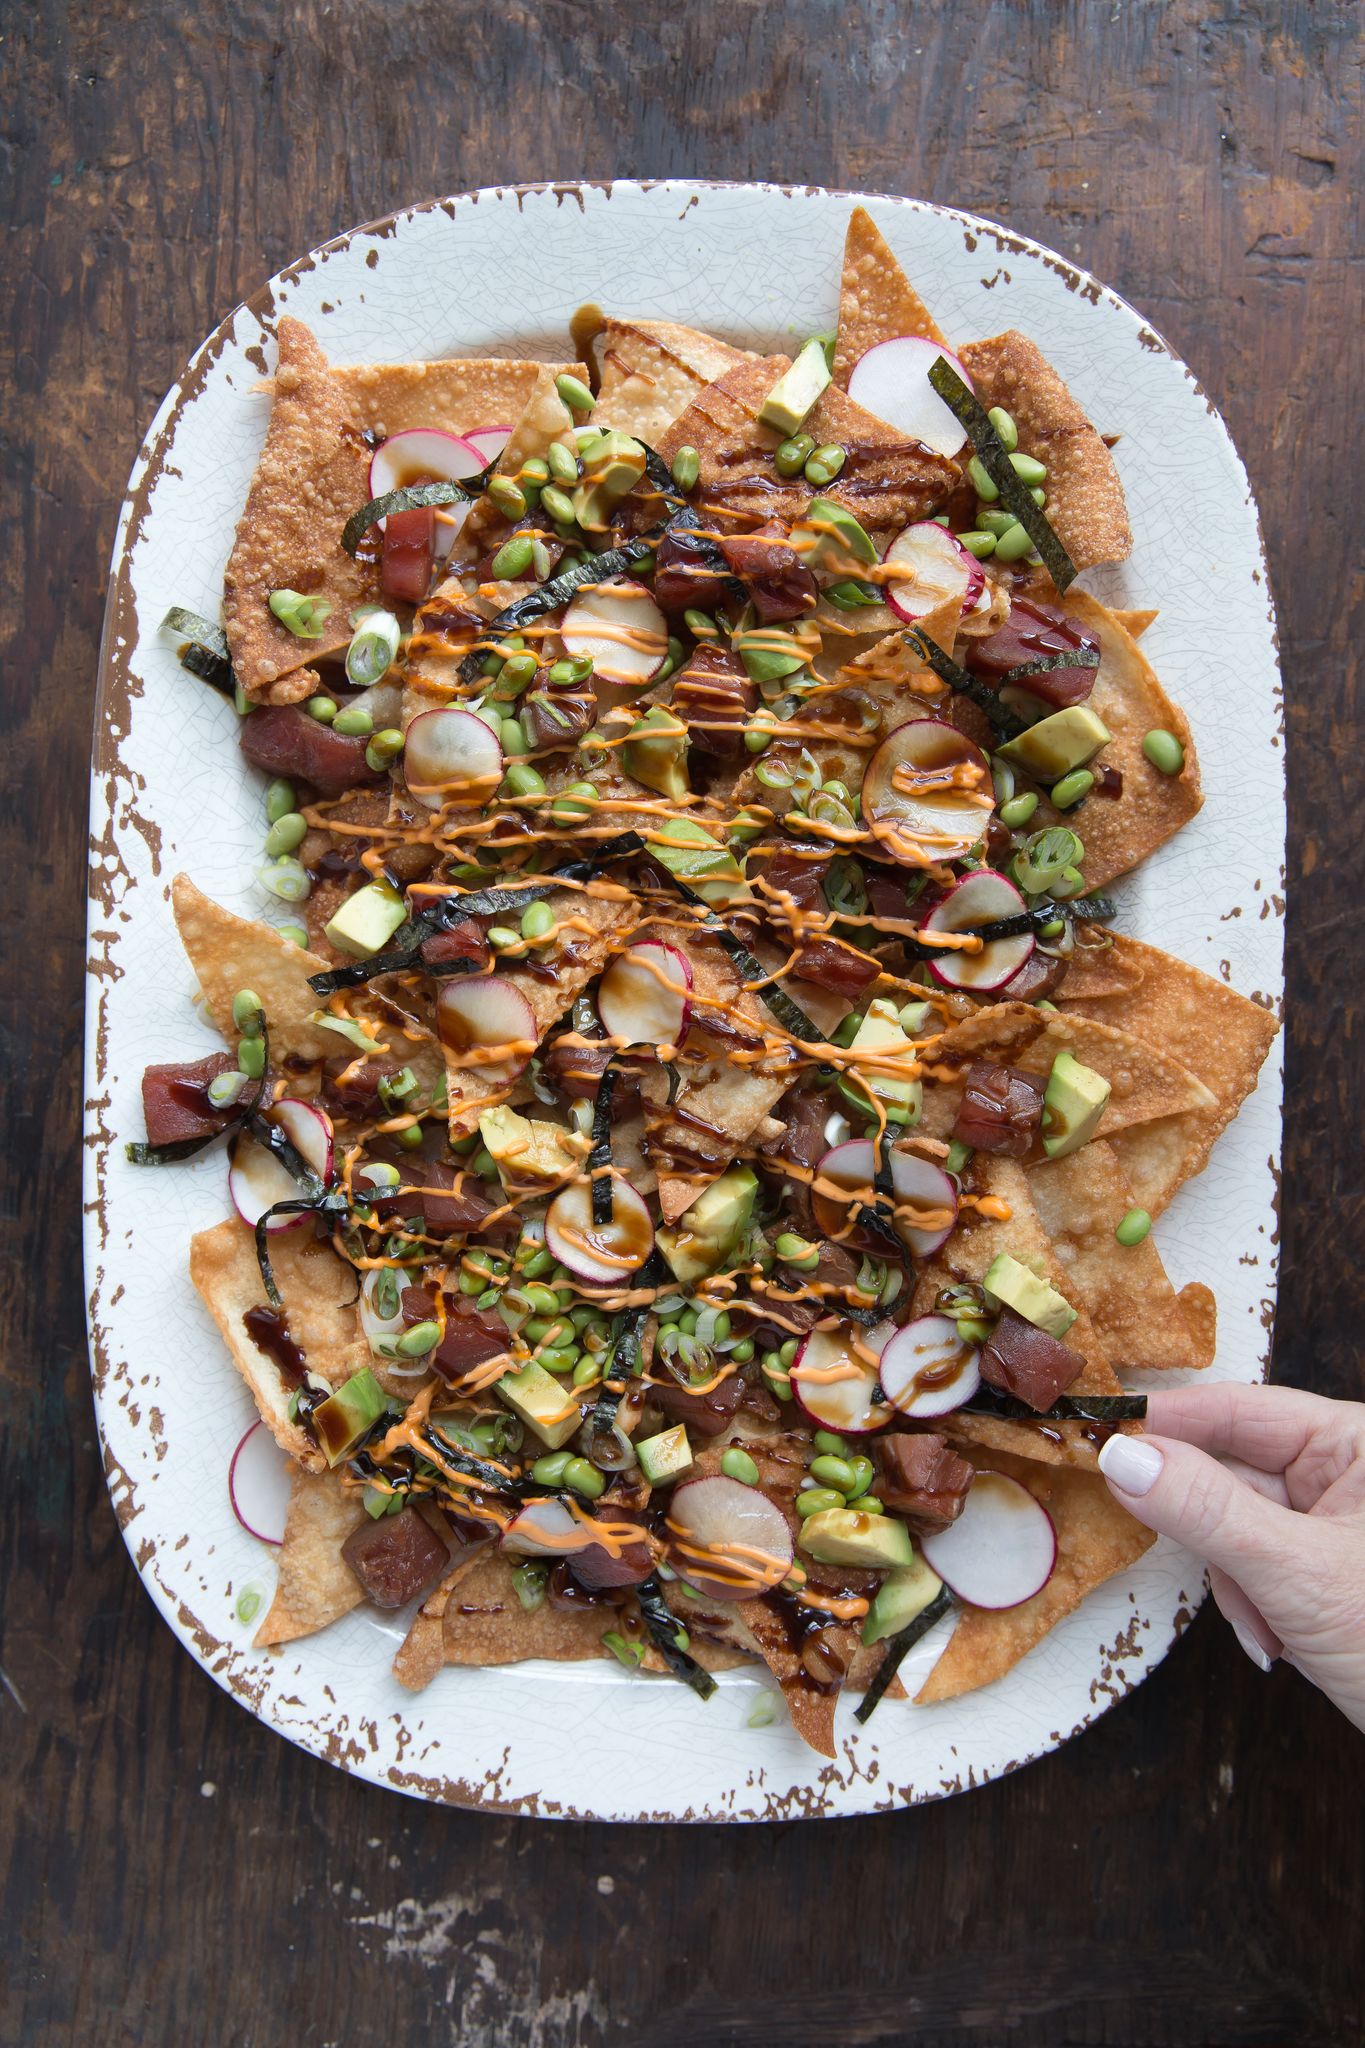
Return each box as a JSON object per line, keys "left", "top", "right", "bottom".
{"left": 959, "top": 529, "right": 997, "bottom": 558}
{"left": 563, "top": 1456, "right": 605, "bottom": 1499}
{"left": 774, "top": 1232, "right": 820, "bottom": 1273}
{"left": 531, "top": 1451, "right": 573, "bottom": 1485}
{"left": 670, "top": 445, "right": 700, "bottom": 492}
{"left": 500, "top": 718, "right": 531, "bottom": 757}
{"left": 521, "top": 900, "right": 556, "bottom": 943}
{"left": 804, "top": 443, "right": 847, "bottom": 486}
{"left": 729, "top": 1338, "right": 755, "bottom": 1364}
{"left": 796, "top": 1487, "right": 844, "bottom": 1519}
{"left": 812, "top": 1430, "right": 849, "bottom": 1458}
{"left": 265, "top": 778, "right": 295, "bottom": 823}
{"left": 987, "top": 406, "right": 1018, "bottom": 452}
{"left": 331, "top": 705, "right": 373, "bottom": 738}
{"left": 1009, "top": 451, "right": 1048, "bottom": 486}
{"left": 276, "top": 923, "right": 309, "bottom": 948}
{"left": 236, "top": 1035, "right": 266, "bottom": 1079}
{"left": 774, "top": 433, "right": 815, "bottom": 479}
{"left": 487, "top": 925, "right": 521, "bottom": 951}
{"left": 683, "top": 607, "right": 720, "bottom": 641}
{"left": 778, "top": 1338, "right": 799, "bottom": 1367}
{"left": 847, "top": 1455, "right": 875, "bottom": 1498}
{"left": 572, "top": 1355, "right": 600, "bottom": 1387}
{"left": 231, "top": 988, "right": 263, "bottom": 1034}
{"left": 491, "top": 533, "right": 535, "bottom": 581}
{"left": 721, "top": 1448, "right": 760, "bottom": 1486}
{"left": 547, "top": 440, "right": 580, "bottom": 486}
{"left": 498, "top": 652, "right": 539, "bottom": 692}
{"left": 397, "top": 1120, "right": 425, "bottom": 1150}
{"left": 306, "top": 695, "right": 338, "bottom": 724}
{"left": 540, "top": 484, "right": 576, "bottom": 526}
{"left": 487, "top": 475, "right": 528, "bottom": 521}
{"left": 979, "top": 508, "right": 1019, "bottom": 537}
{"left": 366, "top": 728, "right": 406, "bottom": 772}
{"left": 524, "top": 1283, "right": 561, "bottom": 1317}
{"left": 809, "top": 1454, "right": 857, "bottom": 1493}
{"left": 956, "top": 1316, "right": 994, "bottom": 1345}
{"left": 846, "top": 1495, "right": 883, "bottom": 1515}
{"left": 502, "top": 762, "right": 546, "bottom": 799}
{"left": 1115, "top": 1206, "right": 1152, "bottom": 1247}
{"left": 993, "top": 520, "right": 1034, "bottom": 563}
{"left": 555, "top": 374, "right": 595, "bottom": 414}
{"left": 520, "top": 1247, "right": 556, "bottom": 1280}
{"left": 538, "top": 1346, "right": 579, "bottom": 1376}
{"left": 396, "top": 1320, "right": 441, "bottom": 1357}
{"left": 967, "top": 456, "right": 999, "bottom": 502}
{"left": 1050, "top": 769, "right": 1095, "bottom": 810}
{"left": 1142, "top": 728, "right": 1185, "bottom": 775}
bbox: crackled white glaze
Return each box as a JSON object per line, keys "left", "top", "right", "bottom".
{"left": 86, "top": 182, "right": 1283, "bottom": 1820}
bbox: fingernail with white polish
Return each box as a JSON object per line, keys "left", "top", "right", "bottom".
{"left": 1097, "top": 1434, "right": 1164, "bottom": 1496}
{"left": 1231, "top": 1618, "right": 1273, "bottom": 1673}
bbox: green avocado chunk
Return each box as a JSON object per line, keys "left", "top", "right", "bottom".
{"left": 997, "top": 705, "right": 1112, "bottom": 780}
{"left": 323, "top": 879, "right": 408, "bottom": 959}
{"left": 623, "top": 705, "right": 690, "bottom": 801}
{"left": 648, "top": 815, "right": 747, "bottom": 907}
{"left": 636, "top": 1424, "right": 695, "bottom": 1486}
{"left": 861, "top": 1555, "right": 944, "bottom": 1646}
{"left": 798, "top": 1508, "right": 915, "bottom": 1572}
{"left": 983, "top": 1251, "right": 1077, "bottom": 1339}
{"left": 495, "top": 1358, "right": 579, "bottom": 1448}
{"left": 1041, "top": 1048, "right": 1112, "bottom": 1160}
{"left": 658, "top": 1164, "right": 758, "bottom": 1285}
{"left": 757, "top": 338, "right": 832, "bottom": 436}
{"left": 313, "top": 1368, "right": 389, "bottom": 1466}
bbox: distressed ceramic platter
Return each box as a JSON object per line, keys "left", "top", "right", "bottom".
{"left": 86, "top": 181, "right": 1283, "bottom": 1820}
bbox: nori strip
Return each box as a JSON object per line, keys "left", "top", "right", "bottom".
{"left": 899, "top": 626, "right": 1028, "bottom": 739}
{"left": 162, "top": 605, "right": 237, "bottom": 698}
{"left": 961, "top": 1389, "right": 1148, "bottom": 1424}
{"left": 635, "top": 1574, "right": 718, "bottom": 1702}
{"left": 341, "top": 477, "right": 489, "bottom": 558}
{"left": 584, "top": 1256, "right": 666, "bottom": 1456}
{"left": 645, "top": 863, "right": 822, "bottom": 1045}
{"left": 456, "top": 535, "right": 661, "bottom": 684}
{"left": 853, "top": 1584, "right": 956, "bottom": 1724}
{"left": 589, "top": 1060, "right": 619, "bottom": 1225}
{"left": 996, "top": 647, "right": 1100, "bottom": 687}
{"left": 855, "top": 1125, "right": 902, "bottom": 1253}
{"left": 926, "top": 357, "right": 1078, "bottom": 592}
{"left": 958, "top": 894, "right": 1118, "bottom": 944}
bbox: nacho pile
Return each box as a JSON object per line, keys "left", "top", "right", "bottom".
{"left": 134, "top": 211, "right": 1275, "bottom": 1757}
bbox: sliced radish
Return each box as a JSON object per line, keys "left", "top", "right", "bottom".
{"left": 404, "top": 707, "right": 504, "bottom": 810}
{"left": 664, "top": 1475, "right": 794, "bottom": 1601}
{"left": 878, "top": 1314, "right": 982, "bottom": 1417}
{"left": 847, "top": 336, "right": 975, "bottom": 457}
{"left": 561, "top": 578, "right": 668, "bottom": 688}
{"left": 921, "top": 1470, "right": 1057, "bottom": 1609}
{"left": 596, "top": 942, "right": 692, "bottom": 1048}
{"left": 228, "top": 1420, "right": 293, "bottom": 1546}
{"left": 435, "top": 975, "right": 537, "bottom": 1086}
{"left": 267, "top": 1098, "right": 334, "bottom": 1181}
{"left": 811, "top": 1139, "right": 959, "bottom": 1261}
{"left": 925, "top": 869, "right": 1034, "bottom": 993}
{"left": 862, "top": 718, "right": 992, "bottom": 866}
{"left": 463, "top": 424, "right": 513, "bottom": 466}
{"left": 501, "top": 1497, "right": 581, "bottom": 1556}
{"left": 882, "top": 522, "right": 984, "bottom": 622}
{"left": 790, "top": 1325, "right": 892, "bottom": 1437}
{"left": 544, "top": 1176, "right": 655, "bottom": 1285}
{"left": 369, "top": 428, "right": 486, "bottom": 499}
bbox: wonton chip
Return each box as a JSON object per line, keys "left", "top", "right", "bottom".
{"left": 592, "top": 317, "right": 754, "bottom": 442}
{"left": 940, "top": 1410, "right": 1133, "bottom": 1472}
{"left": 190, "top": 1218, "right": 373, "bottom": 1464}
{"left": 254, "top": 1466, "right": 368, "bottom": 1646}
{"left": 1025, "top": 593, "right": 1202, "bottom": 889}
{"left": 833, "top": 206, "right": 948, "bottom": 388}
{"left": 956, "top": 330, "right": 1132, "bottom": 572}
{"left": 392, "top": 1540, "right": 496, "bottom": 1692}
{"left": 1059, "top": 935, "right": 1279, "bottom": 1216}
{"left": 915, "top": 1447, "right": 1156, "bottom": 1702}
{"left": 334, "top": 357, "right": 583, "bottom": 440}
{"left": 440, "top": 1551, "right": 607, "bottom": 1665}
{"left": 1057, "top": 938, "right": 1145, "bottom": 1003}
{"left": 1015, "top": 1012, "right": 1216, "bottom": 1138}
{"left": 655, "top": 356, "right": 959, "bottom": 533}
{"left": 224, "top": 318, "right": 379, "bottom": 703}
{"left": 1031, "top": 1140, "right": 1216, "bottom": 1371}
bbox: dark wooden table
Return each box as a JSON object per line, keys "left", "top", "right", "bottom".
{"left": 5, "top": 4, "right": 1362, "bottom": 2042}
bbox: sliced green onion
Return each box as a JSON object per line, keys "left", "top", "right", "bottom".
{"left": 345, "top": 609, "right": 401, "bottom": 687}
{"left": 268, "top": 589, "right": 331, "bottom": 639}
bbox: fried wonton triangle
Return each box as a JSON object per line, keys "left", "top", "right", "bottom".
{"left": 1058, "top": 935, "right": 1279, "bottom": 1216}
{"left": 190, "top": 1219, "right": 373, "bottom": 1465}
{"left": 939, "top": 1410, "right": 1131, "bottom": 1471}
{"left": 956, "top": 330, "right": 1132, "bottom": 572}
{"left": 224, "top": 318, "right": 379, "bottom": 704}
{"left": 1031, "top": 1139, "right": 1216, "bottom": 1372}
{"left": 254, "top": 1467, "right": 368, "bottom": 1646}
{"left": 334, "top": 356, "right": 584, "bottom": 440}
{"left": 392, "top": 1539, "right": 496, "bottom": 1691}
{"left": 1055, "top": 937, "right": 1145, "bottom": 1003}
{"left": 1024, "top": 593, "right": 1202, "bottom": 888}
{"left": 439, "top": 1551, "right": 607, "bottom": 1665}
{"left": 833, "top": 206, "right": 949, "bottom": 388}
{"left": 915, "top": 1447, "right": 1156, "bottom": 1702}
{"left": 592, "top": 316, "right": 755, "bottom": 442}
{"left": 655, "top": 356, "right": 960, "bottom": 533}
{"left": 1014, "top": 1012, "right": 1217, "bottom": 1138}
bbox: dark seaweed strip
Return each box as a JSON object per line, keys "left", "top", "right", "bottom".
{"left": 962, "top": 1389, "right": 1148, "bottom": 1424}
{"left": 853, "top": 1585, "right": 956, "bottom": 1725}
{"left": 635, "top": 1574, "right": 718, "bottom": 1702}
{"left": 961, "top": 894, "right": 1118, "bottom": 944}
{"left": 645, "top": 863, "right": 822, "bottom": 1044}
{"left": 926, "top": 358, "right": 1077, "bottom": 593}
{"left": 899, "top": 626, "right": 1028, "bottom": 740}
{"left": 584, "top": 1269, "right": 664, "bottom": 1461}
{"left": 162, "top": 606, "right": 237, "bottom": 698}
{"left": 341, "top": 477, "right": 489, "bottom": 558}
{"left": 589, "top": 1062, "right": 618, "bottom": 1226}
{"left": 856, "top": 1126, "right": 902, "bottom": 1253}
{"left": 996, "top": 648, "right": 1100, "bottom": 686}
{"left": 456, "top": 536, "right": 661, "bottom": 684}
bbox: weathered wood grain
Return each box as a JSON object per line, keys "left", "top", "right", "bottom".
{"left": 2, "top": 1, "right": 1362, "bottom": 2042}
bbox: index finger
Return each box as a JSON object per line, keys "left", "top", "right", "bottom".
{"left": 1143, "top": 1382, "right": 1358, "bottom": 1474}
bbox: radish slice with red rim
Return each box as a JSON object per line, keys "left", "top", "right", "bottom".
{"left": 810, "top": 1139, "right": 958, "bottom": 1260}
{"left": 368, "top": 429, "right": 485, "bottom": 558}
{"left": 847, "top": 336, "right": 975, "bottom": 457}
{"left": 462, "top": 424, "right": 513, "bottom": 465}
{"left": 227, "top": 1100, "right": 334, "bottom": 1231}
{"left": 501, "top": 1497, "right": 582, "bottom": 1556}
{"left": 925, "top": 869, "right": 1034, "bottom": 993}
{"left": 561, "top": 578, "right": 668, "bottom": 687}
{"left": 228, "top": 1421, "right": 292, "bottom": 1545}
{"left": 544, "top": 1176, "right": 654, "bottom": 1284}
{"left": 404, "top": 707, "right": 504, "bottom": 810}
{"left": 268, "top": 1097, "right": 335, "bottom": 1181}
{"left": 435, "top": 975, "right": 537, "bottom": 1087}
{"left": 664, "top": 1475, "right": 793, "bottom": 1601}
{"left": 920, "top": 1471, "right": 1057, "bottom": 1609}
{"left": 789, "top": 1325, "right": 892, "bottom": 1436}
{"left": 596, "top": 942, "right": 692, "bottom": 1047}
{"left": 882, "top": 522, "right": 984, "bottom": 622}
{"left": 861, "top": 717, "right": 992, "bottom": 866}
{"left": 878, "top": 1314, "right": 981, "bottom": 1417}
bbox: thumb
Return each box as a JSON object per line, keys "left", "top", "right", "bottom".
{"left": 1096, "top": 1432, "right": 1302, "bottom": 1615}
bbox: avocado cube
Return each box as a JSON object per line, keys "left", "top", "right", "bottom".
{"left": 658, "top": 1165, "right": 758, "bottom": 1285}
{"left": 650, "top": 817, "right": 746, "bottom": 907}
{"left": 636, "top": 1424, "right": 695, "bottom": 1487}
{"left": 623, "top": 705, "right": 690, "bottom": 802}
{"left": 479, "top": 1104, "right": 578, "bottom": 1188}
{"left": 757, "top": 338, "right": 832, "bottom": 436}
{"left": 997, "top": 705, "right": 1112, "bottom": 781}
{"left": 313, "top": 1368, "right": 389, "bottom": 1467}
{"left": 1041, "top": 1048, "right": 1112, "bottom": 1160}
{"left": 842, "top": 1003, "right": 922, "bottom": 1122}
{"left": 798, "top": 1508, "right": 915, "bottom": 1572}
{"left": 495, "top": 1358, "right": 580, "bottom": 1449}
{"left": 861, "top": 1555, "right": 944, "bottom": 1645}
{"left": 324, "top": 879, "right": 408, "bottom": 959}
{"left": 982, "top": 1251, "right": 1077, "bottom": 1339}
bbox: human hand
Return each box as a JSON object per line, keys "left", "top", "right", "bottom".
{"left": 1097, "top": 1383, "right": 1365, "bottom": 1731}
